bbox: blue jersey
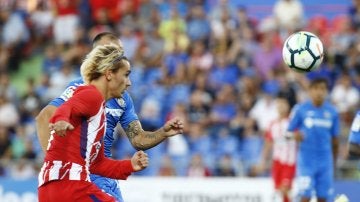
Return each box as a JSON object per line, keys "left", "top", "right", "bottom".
{"left": 349, "top": 111, "right": 360, "bottom": 144}
{"left": 288, "top": 100, "right": 340, "bottom": 158}
{"left": 288, "top": 100, "right": 340, "bottom": 199}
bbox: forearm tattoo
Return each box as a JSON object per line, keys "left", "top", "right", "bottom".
{"left": 125, "top": 120, "right": 165, "bottom": 149}
{"left": 125, "top": 121, "right": 142, "bottom": 141}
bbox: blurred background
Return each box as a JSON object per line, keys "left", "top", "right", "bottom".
{"left": 0, "top": 0, "right": 359, "bottom": 201}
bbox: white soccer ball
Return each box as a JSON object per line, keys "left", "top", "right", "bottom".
{"left": 282, "top": 31, "right": 324, "bottom": 72}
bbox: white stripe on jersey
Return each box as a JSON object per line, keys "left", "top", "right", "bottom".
{"left": 38, "top": 161, "right": 48, "bottom": 186}
{"left": 49, "top": 160, "right": 62, "bottom": 181}
{"left": 84, "top": 102, "right": 106, "bottom": 173}
{"left": 270, "top": 119, "right": 297, "bottom": 165}
{"left": 69, "top": 162, "right": 82, "bottom": 180}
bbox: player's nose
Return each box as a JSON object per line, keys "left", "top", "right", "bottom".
{"left": 126, "top": 78, "right": 131, "bottom": 87}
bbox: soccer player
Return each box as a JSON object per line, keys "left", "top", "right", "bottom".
{"left": 348, "top": 110, "right": 360, "bottom": 158}
{"left": 36, "top": 32, "right": 184, "bottom": 201}
{"left": 38, "top": 44, "right": 149, "bottom": 201}
{"left": 287, "top": 78, "right": 340, "bottom": 202}
{"left": 258, "top": 97, "right": 296, "bottom": 202}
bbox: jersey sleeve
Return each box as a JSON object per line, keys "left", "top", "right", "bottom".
{"left": 50, "top": 86, "right": 103, "bottom": 123}
{"left": 48, "top": 78, "right": 84, "bottom": 107}
{"left": 331, "top": 108, "right": 340, "bottom": 137}
{"left": 90, "top": 144, "right": 134, "bottom": 180}
{"left": 349, "top": 111, "right": 360, "bottom": 144}
{"left": 119, "top": 92, "right": 139, "bottom": 129}
{"left": 287, "top": 104, "right": 302, "bottom": 132}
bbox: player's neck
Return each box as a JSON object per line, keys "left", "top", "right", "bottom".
{"left": 312, "top": 100, "right": 323, "bottom": 107}
{"left": 90, "top": 78, "right": 107, "bottom": 100}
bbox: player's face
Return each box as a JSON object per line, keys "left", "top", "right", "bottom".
{"left": 309, "top": 82, "right": 327, "bottom": 106}
{"left": 276, "top": 99, "right": 289, "bottom": 118}
{"left": 109, "top": 60, "right": 131, "bottom": 98}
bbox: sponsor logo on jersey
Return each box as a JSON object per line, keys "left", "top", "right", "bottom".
{"left": 304, "top": 117, "right": 332, "bottom": 128}
{"left": 60, "top": 83, "right": 84, "bottom": 101}
{"left": 106, "top": 108, "right": 125, "bottom": 117}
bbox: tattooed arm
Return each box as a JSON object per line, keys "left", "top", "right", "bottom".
{"left": 125, "top": 118, "right": 184, "bottom": 150}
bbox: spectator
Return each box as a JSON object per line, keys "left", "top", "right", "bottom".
{"left": 42, "top": 44, "right": 63, "bottom": 75}
{"left": 0, "top": 93, "right": 19, "bottom": 129}
{"left": 0, "top": 72, "right": 18, "bottom": 104}
{"left": 30, "top": 0, "right": 54, "bottom": 44}
{"left": 187, "top": 153, "right": 211, "bottom": 177}
{"left": 273, "top": 0, "right": 304, "bottom": 33}
{"left": 331, "top": 72, "right": 359, "bottom": 123}
{"left": 214, "top": 154, "right": 236, "bottom": 177}
{"left": 159, "top": 9, "right": 188, "bottom": 53}
{"left": 119, "top": 24, "right": 140, "bottom": 60}
{"left": 252, "top": 31, "right": 282, "bottom": 80}
{"left": 158, "top": 155, "right": 177, "bottom": 176}
{"left": 9, "top": 158, "right": 36, "bottom": 180}
{"left": 187, "top": 5, "right": 211, "bottom": 42}
{"left": 47, "top": 62, "right": 78, "bottom": 99}
{"left": 249, "top": 91, "right": 278, "bottom": 133}
{"left": 187, "top": 40, "right": 213, "bottom": 77}
{"left": 52, "top": 0, "right": 80, "bottom": 45}
{"left": 0, "top": 126, "right": 11, "bottom": 160}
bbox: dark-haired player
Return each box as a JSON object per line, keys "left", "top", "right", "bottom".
{"left": 287, "top": 78, "right": 340, "bottom": 202}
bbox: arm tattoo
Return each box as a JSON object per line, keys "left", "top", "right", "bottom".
{"left": 125, "top": 120, "right": 166, "bottom": 150}
{"left": 125, "top": 120, "right": 142, "bottom": 141}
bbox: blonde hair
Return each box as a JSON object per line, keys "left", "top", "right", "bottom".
{"left": 80, "top": 44, "right": 126, "bottom": 84}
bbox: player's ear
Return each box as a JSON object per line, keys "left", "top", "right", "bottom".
{"left": 105, "top": 69, "right": 112, "bottom": 81}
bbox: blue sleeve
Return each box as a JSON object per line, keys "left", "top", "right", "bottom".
{"left": 287, "top": 104, "right": 302, "bottom": 131}
{"left": 119, "top": 92, "right": 138, "bottom": 129}
{"left": 48, "top": 78, "right": 84, "bottom": 107}
{"left": 349, "top": 112, "right": 360, "bottom": 144}
{"left": 331, "top": 108, "right": 340, "bottom": 137}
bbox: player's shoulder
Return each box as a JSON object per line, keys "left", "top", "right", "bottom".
{"left": 117, "top": 91, "right": 133, "bottom": 106}
{"left": 323, "top": 101, "right": 339, "bottom": 114}
{"left": 292, "top": 102, "right": 306, "bottom": 112}
{"left": 75, "top": 85, "right": 102, "bottom": 98}
{"left": 121, "top": 91, "right": 132, "bottom": 101}
{"left": 59, "top": 77, "right": 85, "bottom": 102}
{"left": 68, "top": 77, "right": 84, "bottom": 86}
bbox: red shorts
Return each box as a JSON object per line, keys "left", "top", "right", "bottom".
{"left": 272, "top": 160, "right": 296, "bottom": 189}
{"left": 38, "top": 180, "right": 117, "bottom": 202}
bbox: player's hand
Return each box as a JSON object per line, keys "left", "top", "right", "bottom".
{"left": 285, "top": 131, "right": 304, "bottom": 142}
{"left": 254, "top": 162, "right": 266, "bottom": 174}
{"left": 162, "top": 117, "right": 184, "bottom": 137}
{"left": 49, "top": 121, "right": 74, "bottom": 137}
{"left": 293, "top": 131, "right": 304, "bottom": 142}
{"left": 131, "top": 150, "right": 148, "bottom": 171}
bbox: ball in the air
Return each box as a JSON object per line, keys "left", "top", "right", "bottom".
{"left": 282, "top": 31, "right": 324, "bottom": 72}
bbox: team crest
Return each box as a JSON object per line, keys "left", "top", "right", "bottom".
{"left": 117, "top": 98, "right": 125, "bottom": 108}
{"left": 324, "top": 111, "right": 331, "bottom": 119}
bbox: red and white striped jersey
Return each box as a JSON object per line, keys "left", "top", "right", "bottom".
{"left": 38, "top": 85, "right": 133, "bottom": 187}
{"left": 265, "top": 118, "right": 297, "bottom": 165}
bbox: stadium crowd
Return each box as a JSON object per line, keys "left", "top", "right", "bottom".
{"left": 0, "top": 0, "right": 359, "bottom": 180}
